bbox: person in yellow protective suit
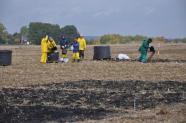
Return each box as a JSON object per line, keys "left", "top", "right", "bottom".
{"left": 40, "top": 35, "right": 49, "bottom": 63}
{"left": 77, "top": 35, "right": 86, "bottom": 60}
{"left": 47, "top": 37, "right": 57, "bottom": 54}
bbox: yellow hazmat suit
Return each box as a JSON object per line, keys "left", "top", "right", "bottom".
{"left": 47, "top": 38, "right": 57, "bottom": 53}
{"left": 40, "top": 35, "right": 48, "bottom": 63}
{"left": 77, "top": 36, "right": 86, "bottom": 59}
{"left": 77, "top": 37, "right": 86, "bottom": 50}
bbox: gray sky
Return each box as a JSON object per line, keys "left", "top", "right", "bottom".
{"left": 0, "top": 0, "right": 186, "bottom": 38}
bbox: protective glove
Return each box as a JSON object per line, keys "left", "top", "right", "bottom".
{"left": 54, "top": 50, "right": 58, "bottom": 53}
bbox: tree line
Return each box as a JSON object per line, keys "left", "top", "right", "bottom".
{"left": 1, "top": 22, "right": 186, "bottom": 45}
{"left": 0, "top": 22, "right": 79, "bottom": 45}
{"left": 87, "top": 35, "right": 186, "bottom": 45}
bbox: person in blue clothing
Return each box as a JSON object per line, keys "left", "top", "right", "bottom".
{"left": 60, "top": 35, "right": 70, "bottom": 59}
{"left": 138, "top": 38, "right": 153, "bottom": 63}
{"left": 72, "top": 37, "right": 80, "bottom": 62}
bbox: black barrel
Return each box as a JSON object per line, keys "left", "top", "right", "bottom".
{"left": 93, "top": 46, "right": 111, "bottom": 60}
{"left": 0, "top": 50, "right": 12, "bottom": 66}
{"left": 48, "top": 52, "right": 59, "bottom": 63}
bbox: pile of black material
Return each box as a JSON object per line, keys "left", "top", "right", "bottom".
{"left": 0, "top": 80, "right": 185, "bottom": 122}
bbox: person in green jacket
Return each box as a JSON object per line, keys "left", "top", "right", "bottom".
{"left": 138, "top": 38, "right": 152, "bottom": 63}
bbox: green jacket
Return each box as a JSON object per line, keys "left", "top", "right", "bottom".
{"left": 138, "top": 40, "right": 149, "bottom": 53}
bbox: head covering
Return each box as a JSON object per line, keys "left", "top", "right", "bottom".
{"left": 49, "top": 36, "right": 53, "bottom": 41}
{"left": 44, "top": 35, "right": 48, "bottom": 40}
{"left": 148, "top": 38, "right": 152, "bottom": 43}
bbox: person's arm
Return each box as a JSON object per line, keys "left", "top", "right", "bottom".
{"left": 52, "top": 40, "right": 57, "bottom": 47}
{"left": 143, "top": 41, "right": 149, "bottom": 51}
{"left": 150, "top": 46, "right": 155, "bottom": 53}
{"left": 83, "top": 38, "right": 87, "bottom": 50}
{"left": 49, "top": 40, "right": 57, "bottom": 52}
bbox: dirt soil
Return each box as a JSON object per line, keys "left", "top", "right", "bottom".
{"left": 0, "top": 80, "right": 185, "bottom": 122}
{"left": 0, "top": 43, "right": 186, "bottom": 87}
{"left": 0, "top": 43, "right": 186, "bottom": 122}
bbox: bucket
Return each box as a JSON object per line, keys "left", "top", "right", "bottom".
{"left": 0, "top": 50, "right": 12, "bottom": 66}
{"left": 48, "top": 52, "right": 59, "bottom": 63}
{"left": 93, "top": 46, "right": 111, "bottom": 60}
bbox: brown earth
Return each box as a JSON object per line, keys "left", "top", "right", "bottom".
{"left": 0, "top": 43, "right": 186, "bottom": 123}
{"left": 0, "top": 43, "right": 186, "bottom": 87}
{"left": 1, "top": 80, "right": 185, "bottom": 123}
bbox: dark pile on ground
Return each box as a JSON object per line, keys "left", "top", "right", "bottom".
{"left": 0, "top": 80, "right": 185, "bottom": 122}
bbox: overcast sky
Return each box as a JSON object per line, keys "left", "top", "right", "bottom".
{"left": 0, "top": 0, "right": 186, "bottom": 38}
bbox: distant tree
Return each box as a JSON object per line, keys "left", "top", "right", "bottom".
{"left": 153, "top": 36, "right": 166, "bottom": 43}
{"left": 134, "top": 35, "right": 147, "bottom": 41}
{"left": 88, "top": 39, "right": 101, "bottom": 45}
{"left": 6, "top": 34, "right": 15, "bottom": 44}
{"left": 0, "top": 22, "right": 9, "bottom": 44}
{"left": 122, "top": 35, "right": 147, "bottom": 43}
{"left": 1, "top": 22, "right": 81, "bottom": 45}
{"left": 12, "top": 33, "right": 21, "bottom": 44}
{"left": 100, "top": 34, "right": 125, "bottom": 44}
{"left": 20, "top": 26, "right": 29, "bottom": 37}
{"left": 100, "top": 35, "right": 111, "bottom": 44}
{"left": 60, "top": 25, "right": 79, "bottom": 42}
{"left": 99, "top": 34, "right": 149, "bottom": 44}
{"left": 28, "top": 22, "right": 61, "bottom": 45}
{"left": 61, "top": 25, "right": 79, "bottom": 36}
{"left": 182, "top": 38, "right": 186, "bottom": 43}
{"left": 170, "top": 37, "right": 186, "bottom": 43}
{"left": 20, "top": 26, "right": 29, "bottom": 44}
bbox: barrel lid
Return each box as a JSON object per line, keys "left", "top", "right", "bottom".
{"left": 94, "top": 45, "right": 110, "bottom": 48}
{"left": 0, "top": 50, "right": 12, "bottom": 53}
{"left": 94, "top": 45, "right": 109, "bottom": 46}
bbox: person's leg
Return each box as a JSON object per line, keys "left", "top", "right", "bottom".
{"left": 62, "top": 54, "right": 67, "bottom": 58}
{"left": 41, "top": 52, "right": 47, "bottom": 63}
{"left": 138, "top": 52, "right": 143, "bottom": 62}
{"left": 62, "top": 49, "right": 67, "bottom": 58}
{"left": 79, "top": 50, "right": 82, "bottom": 59}
{"left": 147, "top": 52, "right": 155, "bottom": 62}
{"left": 141, "top": 52, "right": 147, "bottom": 63}
{"left": 81, "top": 50, "right": 84, "bottom": 59}
{"left": 72, "top": 53, "right": 76, "bottom": 62}
{"left": 75, "top": 52, "right": 80, "bottom": 62}
{"left": 40, "top": 53, "right": 44, "bottom": 63}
